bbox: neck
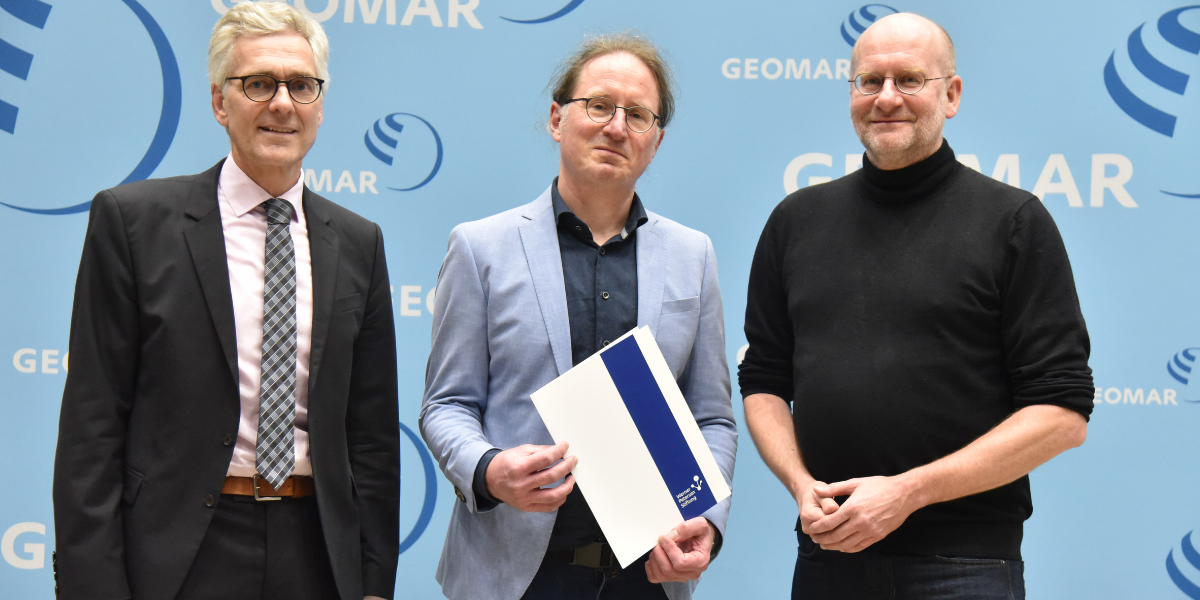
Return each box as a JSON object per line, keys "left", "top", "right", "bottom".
{"left": 859, "top": 138, "right": 957, "bottom": 206}
{"left": 230, "top": 151, "right": 300, "bottom": 198}
{"left": 865, "top": 136, "right": 945, "bottom": 171}
{"left": 556, "top": 172, "right": 635, "bottom": 244}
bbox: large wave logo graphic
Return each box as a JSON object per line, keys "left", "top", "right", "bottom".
{"left": 398, "top": 420, "right": 437, "bottom": 554}
{"left": 0, "top": 0, "right": 181, "bottom": 215}
{"left": 501, "top": 0, "right": 585, "bottom": 24}
{"left": 1168, "top": 348, "right": 1200, "bottom": 385}
{"left": 1167, "top": 531, "right": 1200, "bottom": 598}
{"left": 0, "top": 0, "right": 52, "bottom": 134}
{"left": 363, "top": 113, "right": 443, "bottom": 191}
{"left": 1167, "top": 348, "right": 1200, "bottom": 402}
{"left": 1104, "top": 6, "right": 1200, "bottom": 138}
{"left": 840, "top": 4, "right": 898, "bottom": 46}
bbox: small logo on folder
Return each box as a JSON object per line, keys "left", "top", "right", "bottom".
{"left": 675, "top": 475, "right": 707, "bottom": 509}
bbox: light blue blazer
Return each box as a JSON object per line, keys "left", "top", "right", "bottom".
{"left": 419, "top": 188, "right": 737, "bottom": 600}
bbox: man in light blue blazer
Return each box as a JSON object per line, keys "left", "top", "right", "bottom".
{"left": 420, "top": 34, "right": 737, "bottom": 600}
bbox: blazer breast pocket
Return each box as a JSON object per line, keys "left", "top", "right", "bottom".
{"left": 333, "top": 293, "right": 364, "bottom": 314}
{"left": 660, "top": 295, "right": 701, "bottom": 315}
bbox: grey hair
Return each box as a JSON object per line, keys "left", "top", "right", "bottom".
{"left": 208, "top": 2, "right": 330, "bottom": 86}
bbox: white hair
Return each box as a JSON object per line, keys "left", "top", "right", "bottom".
{"left": 208, "top": 2, "right": 330, "bottom": 86}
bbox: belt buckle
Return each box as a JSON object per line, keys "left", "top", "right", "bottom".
{"left": 252, "top": 475, "right": 283, "bottom": 501}
{"left": 571, "top": 542, "right": 612, "bottom": 569}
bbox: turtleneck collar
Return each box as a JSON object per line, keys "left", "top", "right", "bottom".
{"left": 859, "top": 139, "right": 959, "bottom": 206}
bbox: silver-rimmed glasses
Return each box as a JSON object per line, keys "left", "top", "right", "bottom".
{"left": 849, "top": 73, "right": 948, "bottom": 95}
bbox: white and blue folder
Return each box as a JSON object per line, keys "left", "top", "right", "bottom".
{"left": 531, "top": 326, "right": 732, "bottom": 568}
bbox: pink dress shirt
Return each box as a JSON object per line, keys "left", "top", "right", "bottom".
{"left": 218, "top": 156, "right": 314, "bottom": 477}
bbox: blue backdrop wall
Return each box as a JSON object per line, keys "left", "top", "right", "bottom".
{"left": 2, "top": 1, "right": 1199, "bottom": 598}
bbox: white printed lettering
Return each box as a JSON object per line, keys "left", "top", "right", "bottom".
{"left": 1032, "top": 154, "right": 1083, "bottom": 207}
{"left": 1090, "top": 154, "right": 1137, "bottom": 208}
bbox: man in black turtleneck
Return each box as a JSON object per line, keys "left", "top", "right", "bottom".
{"left": 739, "top": 13, "right": 1093, "bottom": 600}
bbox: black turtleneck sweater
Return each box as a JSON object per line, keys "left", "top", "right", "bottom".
{"left": 738, "top": 141, "right": 1094, "bottom": 560}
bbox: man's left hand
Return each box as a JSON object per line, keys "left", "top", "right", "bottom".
{"left": 645, "top": 517, "right": 715, "bottom": 583}
{"left": 808, "top": 476, "right": 919, "bottom": 553}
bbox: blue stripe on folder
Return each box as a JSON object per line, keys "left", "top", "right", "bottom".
{"left": 600, "top": 335, "right": 718, "bottom": 520}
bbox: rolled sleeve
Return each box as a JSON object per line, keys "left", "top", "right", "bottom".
{"left": 1001, "top": 198, "right": 1094, "bottom": 419}
{"left": 738, "top": 206, "right": 795, "bottom": 402}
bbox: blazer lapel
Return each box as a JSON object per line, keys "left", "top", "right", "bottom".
{"left": 519, "top": 189, "right": 572, "bottom": 376}
{"left": 183, "top": 160, "right": 239, "bottom": 390}
{"left": 637, "top": 214, "right": 667, "bottom": 337}
{"left": 304, "top": 191, "right": 340, "bottom": 396}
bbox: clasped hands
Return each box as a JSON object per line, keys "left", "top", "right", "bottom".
{"left": 485, "top": 442, "right": 715, "bottom": 582}
{"left": 798, "top": 475, "right": 921, "bottom": 554}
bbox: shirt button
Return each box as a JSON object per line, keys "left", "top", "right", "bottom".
{"left": 204, "top": 494, "right": 216, "bottom": 508}
{"left": 575, "top": 225, "right": 582, "bottom": 231}
{"left": 601, "top": 292, "right": 610, "bottom": 300}
{"left": 602, "top": 340, "right": 611, "bottom": 347}
{"left": 455, "top": 488, "right": 466, "bottom": 503}
{"left": 222, "top": 433, "right": 234, "bottom": 446}
{"left": 599, "top": 247, "right": 606, "bottom": 255}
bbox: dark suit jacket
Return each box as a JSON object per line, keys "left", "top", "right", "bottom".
{"left": 52, "top": 161, "right": 400, "bottom": 600}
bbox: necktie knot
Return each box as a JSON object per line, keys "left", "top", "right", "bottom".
{"left": 263, "top": 198, "right": 294, "bottom": 225}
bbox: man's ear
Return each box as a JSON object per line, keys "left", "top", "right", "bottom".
{"left": 212, "top": 82, "right": 229, "bottom": 127}
{"left": 549, "top": 102, "right": 564, "bottom": 143}
{"left": 944, "top": 76, "right": 962, "bottom": 119}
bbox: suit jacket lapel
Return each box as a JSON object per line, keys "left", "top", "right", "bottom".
{"left": 637, "top": 214, "right": 667, "bottom": 337}
{"left": 304, "top": 191, "right": 340, "bottom": 396}
{"left": 519, "top": 189, "right": 572, "bottom": 376}
{"left": 183, "top": 160, "right": 239, "bottom": 392}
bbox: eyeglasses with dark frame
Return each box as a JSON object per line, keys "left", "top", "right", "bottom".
{"left": 849, "top": 72, "right": 949, "bottom": 96}
{"left": 225, "top": 74, "right": 325, "bottom": 104}
{"left": 562, "top": 97, "right": 661, "bottom": 133}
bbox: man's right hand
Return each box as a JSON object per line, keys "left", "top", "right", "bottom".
{"left": 797, "top": 479, "right": 840, "bottom": 535}
{"left": 485, "top": 441, "right": 578, "bottom": 512}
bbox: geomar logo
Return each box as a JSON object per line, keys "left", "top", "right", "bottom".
{"left": 0, "top": 0, "right": 181, "bottom": 215}
{"left": 1167, "top": 531, "right": 1200, "bottom": 599}
{"left": 363, "top": 113, "right": 443, "bottom": 192}
{"left": 1167, "top": 347, "right": 1200, "bottom": 402}
{"left": 1103, "top": 6, "right": 1200, "bottom": 198}
{"left": 501, "top": 0, "right": 586, "bottom": 23}
{"left": 398, "top": 420, "right": 437, "bottom": 553}
{"left": 0, "top": 0, "right": 51, "bottom": 134}
{"left": 1104, "top": 6, "right": 1200, "bottom": 139}
{"left": 840, "top": 4, "right": 898, "bottom": 46}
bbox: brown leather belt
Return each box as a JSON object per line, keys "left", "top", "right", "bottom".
{"left": 222, "top": 475, "right": 315, "bottom": 501}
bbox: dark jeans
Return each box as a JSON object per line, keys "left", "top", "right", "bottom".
{"left": 793, "top": 532, "right": 1025, "bottom": 600}
{"left": 175, "top": 494, "right": 339, "bottom": 600}
{"left": 521, "top": 552, "right": 670, "bottom": 600}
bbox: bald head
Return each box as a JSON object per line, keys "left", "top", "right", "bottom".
{"left": 847, "top": 11, "right": 962, "bottom": 170}
{"left": 851, "top": 13, "right": 955, "bottom": 77}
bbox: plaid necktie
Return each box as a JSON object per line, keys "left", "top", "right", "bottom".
{"left": 256, "top": 198, "right": 297, "bottom": 489}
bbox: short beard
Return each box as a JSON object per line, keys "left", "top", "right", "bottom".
{"left": 854, "top": 92, "right": 947, "bottom": 169}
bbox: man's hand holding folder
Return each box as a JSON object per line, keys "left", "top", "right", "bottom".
{"left": 486, "top": 441, "right": 578, "bottom": 512}
{"left": 646, "top": 516, "right": 717, "bottom": 583}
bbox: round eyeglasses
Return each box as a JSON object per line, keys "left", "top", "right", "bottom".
{"left": 226, "top": 74, "right": 325, "bottom": 104}
{"left": 849, "top": 73, "right": 948, "bottom": 96}
{"left": 562, "top": 97, "right": 661, "bottom": 133}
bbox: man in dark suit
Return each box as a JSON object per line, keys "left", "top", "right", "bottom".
{"left": 51, "top": 4, "right": 399, "bottom": 600}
